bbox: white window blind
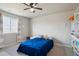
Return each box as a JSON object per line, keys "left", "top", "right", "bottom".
{"left": 3, "top": 15, "right": 18, "bottom": 33}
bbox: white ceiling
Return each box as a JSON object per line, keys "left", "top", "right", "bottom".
{"left": 0, "top": 3, "right": 79, "bottom": 18}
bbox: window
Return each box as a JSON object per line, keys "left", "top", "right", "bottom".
{"left": 3, "top": 15, "right": 18, "bottom": 33}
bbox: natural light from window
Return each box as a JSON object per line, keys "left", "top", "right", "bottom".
{"left": 3, "top": 15, "right": 18, "bottom": 33}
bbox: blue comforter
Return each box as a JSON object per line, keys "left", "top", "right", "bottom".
{"left": 17, "top": 38, "right": 54, "bottom": 56}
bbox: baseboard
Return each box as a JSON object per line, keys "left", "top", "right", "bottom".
{"left": 0, "top": 41, "right": 17, "bottom": 48}
{"left": 54, "top": 43, "right": 72, "bottom": 48}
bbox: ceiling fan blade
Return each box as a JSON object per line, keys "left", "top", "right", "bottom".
{"left": 24, "top": 8, "right": 30, "bottom": 10}
{"left": 23, "top": 3, "right": 29, "bottom": 6}
{"left": 35, "top": 3, "right": 38, "bottom": 6}
{"left": 35, "top": 7, "right": 42, "bottom": 10}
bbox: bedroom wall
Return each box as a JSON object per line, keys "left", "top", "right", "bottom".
{"left": 18, "top": 17, "right": 31, "bottom": 35}
{"left": 31, "top": 10, "right": 74, "bottom": 47}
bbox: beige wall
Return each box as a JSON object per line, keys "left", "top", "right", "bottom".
{"left": 18, "top": 17, "right": 30, "bottom": 35}
{"left": 32, "top": 10, "right": 74, "bottom": 46}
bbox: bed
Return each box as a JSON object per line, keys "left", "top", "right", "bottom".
{"left": 17, "top": 37, "right": 54, "bottom": 56}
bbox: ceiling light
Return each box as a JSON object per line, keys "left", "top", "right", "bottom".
{"left": 30, "top": 8, "right": 34, "bottom": 12}
{"left": 23, "top": 3, "right": 42, "bottom": 13}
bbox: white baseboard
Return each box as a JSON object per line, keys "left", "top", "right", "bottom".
{"left": 54, "top": 42, "right": 72, "bottom": 48}
{"left": 0, "top": 42, "right": 17, "bottom": 48}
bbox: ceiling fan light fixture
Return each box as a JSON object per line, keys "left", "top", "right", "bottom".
{"left": 30, "top": 8, "right": 35, "bottom": 12}
{"left": 23, "top": 3, "right": 42, "bottom": 13}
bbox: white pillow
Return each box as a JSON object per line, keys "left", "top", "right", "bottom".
{"left": 48, "top": 36, "right": 54, "bottom": 40}
{"left": 30, "top": 35, "right": 42, "bottom": 39}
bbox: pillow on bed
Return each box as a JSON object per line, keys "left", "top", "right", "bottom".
{"left": 47, "top": 36, "right": 54, "bottom": 40}
{"left": 30, "top": 35, "right": 43, "bottom": 39}
{"left": 43, "top": 35, "right": 48, "bottom": 39}
{"left": 44, "top": 35, "right": 54, "bottom": 40}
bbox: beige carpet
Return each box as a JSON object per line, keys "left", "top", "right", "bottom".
{"left": 48, "top": 44, "right": 74, "bottom": 56}
{"left": 0, "top": 44, "right": 73, "bottom": 56}
{"left": 47, "top": 45, "right": 65, "bottom": 56}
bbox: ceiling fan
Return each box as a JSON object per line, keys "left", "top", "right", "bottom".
{"left": 23, "top": 3, "right": 43, "bottom": 13}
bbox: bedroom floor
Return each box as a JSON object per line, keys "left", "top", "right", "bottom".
{"left": 48, "top": 44, "right": 74, "bottom": 56}
{"left": 0, "top": 43, "right": 74, "bottom": 56}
